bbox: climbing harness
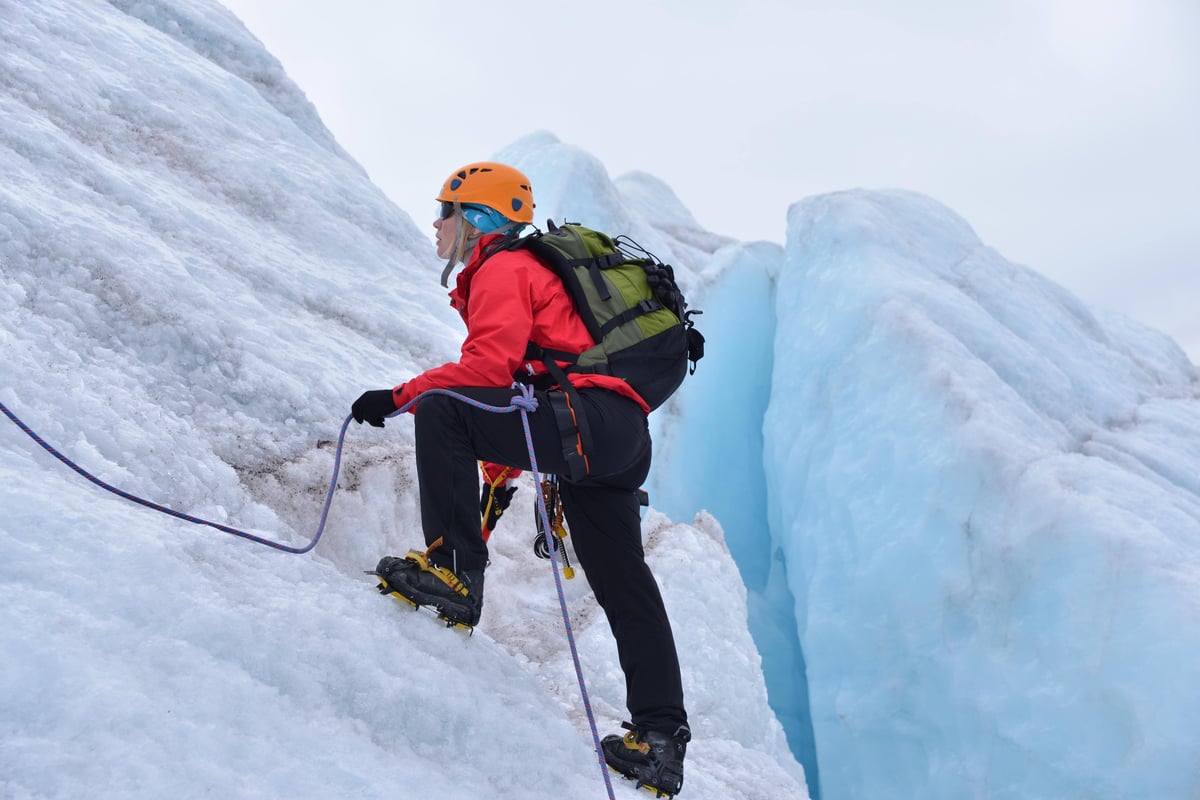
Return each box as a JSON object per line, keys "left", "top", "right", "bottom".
{"left": 0, "top": 386, "right": 616, "bottom": 799}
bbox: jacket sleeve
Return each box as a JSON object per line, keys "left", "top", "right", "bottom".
{"left": 395, "top": 254, "right": 535, "bottom": 410}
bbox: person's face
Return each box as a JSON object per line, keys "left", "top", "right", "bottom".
{"left": 433, "top": 202, "right": 457, "bottom": 259}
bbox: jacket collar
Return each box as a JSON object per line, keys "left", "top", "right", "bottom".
{"left": 448, "top": 233, "right": 508, "bottom": 312}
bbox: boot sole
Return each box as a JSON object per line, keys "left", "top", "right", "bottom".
{"left": 607, "top": 766, "right": 678, "bottom": 798}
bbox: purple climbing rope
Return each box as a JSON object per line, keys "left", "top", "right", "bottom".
{"left": 0, "top": 398, "right": 347, "bottom": 554}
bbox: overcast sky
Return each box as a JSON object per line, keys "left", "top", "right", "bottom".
{"left": 217, "top": 0, "right": 1199, "bottom": 361}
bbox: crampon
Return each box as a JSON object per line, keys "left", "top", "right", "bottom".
{"left": 368, "top": 545, "right": 484, "bottom": 633}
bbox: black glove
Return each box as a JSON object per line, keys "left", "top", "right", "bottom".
{"left": 480, "top": 482, "right": 518, "bottom": 532}
{"left": 351, "top": 389, "right": 398, "bottom": 427}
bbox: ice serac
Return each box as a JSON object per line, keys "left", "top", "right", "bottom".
{"left": 614, "top": 170, "right": 738, "bottom": 265}
{"left": 768, "top": 189, "right": 1200, "bottom": 799}
{"left": 644, "top": 239, "right": 822, "bottom": 791}
{"left": 495, "top": 132, "right": 698, "bottom": 283}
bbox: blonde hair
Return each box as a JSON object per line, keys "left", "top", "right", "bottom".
{"left": 439, "top": 205, "right": 485, "bottom": 287}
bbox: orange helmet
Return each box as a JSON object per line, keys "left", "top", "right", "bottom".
{"left": 436, "top": 162, "right": 534, "bottom": 224}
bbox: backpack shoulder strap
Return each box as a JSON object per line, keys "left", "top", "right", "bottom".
{"left": 476, "top": 229, "right": 533, "bottom": 267}
{"left": 518, "top": 226, "right": 606, "bottom": 344}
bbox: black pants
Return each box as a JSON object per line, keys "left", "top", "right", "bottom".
{"left": 413, "top": 386, "right": 688, "bottom": 734}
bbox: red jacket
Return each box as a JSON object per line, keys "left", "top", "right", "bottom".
{"left": 393, "top": 234, "right": 651, "bottom": 414}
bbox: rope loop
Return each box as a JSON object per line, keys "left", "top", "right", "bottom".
{"left": 509, "top": 383, "right": 539, "bottom": 412}
{"left": 1, "top": 387, "right": 540, "bottom": 551}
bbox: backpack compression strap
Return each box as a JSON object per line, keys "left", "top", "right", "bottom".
{"left": 563, "top": 252, "right": 622, "bottom": 304}
{"left": 596, "top": 299, "right": 664, "bottom": 338}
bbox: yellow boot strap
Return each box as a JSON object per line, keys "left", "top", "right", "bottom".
{"left": 404, "top": 542, "right": 468, "bottom": 597}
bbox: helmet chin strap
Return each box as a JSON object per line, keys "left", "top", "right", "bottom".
{"left": 439, "top": 256, "right": 457, "bottom": 288}
{"left": 440, "top": 200, "right": 466, "bottom": 287}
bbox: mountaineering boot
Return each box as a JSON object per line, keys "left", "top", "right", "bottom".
{"left": 602, "top": 721, "right": 690, "bottom": 798}
{"left": 373, "top": 549, "right": 485, "bottom": 629}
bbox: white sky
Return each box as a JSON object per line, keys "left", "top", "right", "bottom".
{"left": 217, "top": 0, "right": 1200, "bottom": 361}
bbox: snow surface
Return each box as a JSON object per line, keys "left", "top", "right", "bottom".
{"left": 1, "top": 2, "right": 802, "bottom": 799}
{"left": 4, "top": 2, "right": 1200, "bottom": 800}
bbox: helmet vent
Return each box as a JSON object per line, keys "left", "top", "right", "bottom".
{"left": 437, "top": 162, "right": 534, "bottom": 224}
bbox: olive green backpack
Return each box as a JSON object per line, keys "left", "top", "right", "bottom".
{"left": 496, "top": 221, "right": 704, "bottom": 411}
